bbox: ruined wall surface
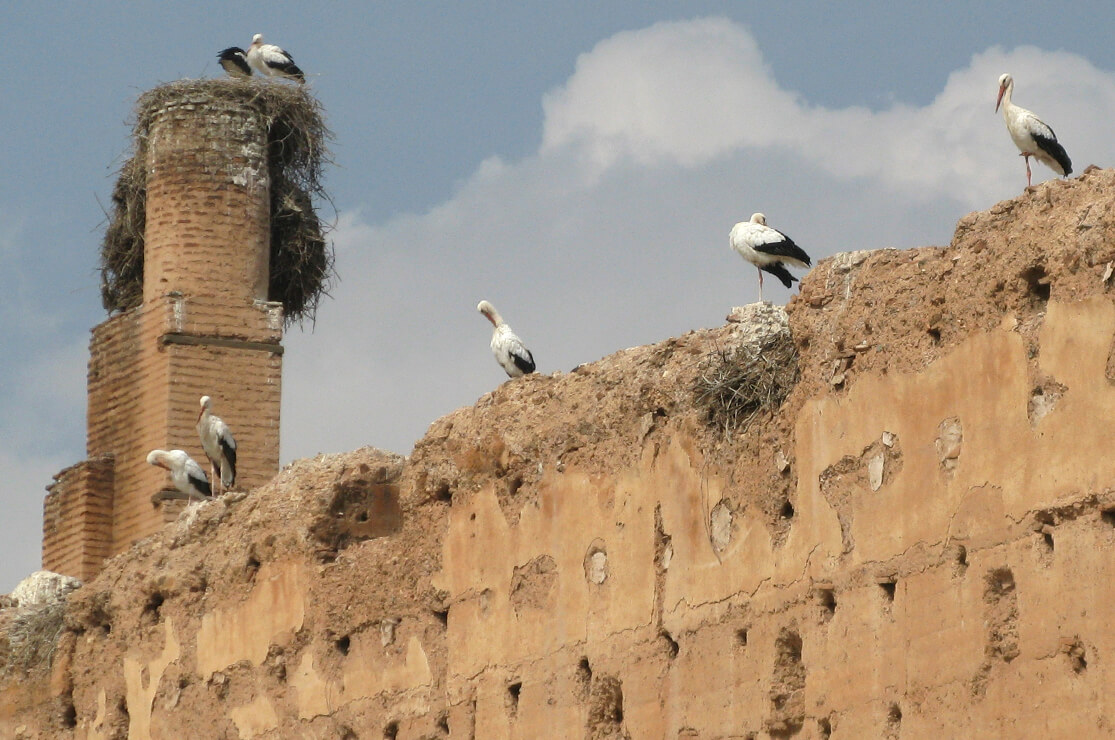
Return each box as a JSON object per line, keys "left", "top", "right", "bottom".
{"left": 12, "top": 169, "right": 1115, "bottom": 739}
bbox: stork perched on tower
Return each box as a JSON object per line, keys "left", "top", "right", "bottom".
{"left": 729, "top": 213, "right": 812, "bottom": 301}
{"left": 996, "top": 73, "right": 1072, "bottom": 188}
{"left": 146, "top": 449, "right": 212, "bottom": 501}
{"left": 246, "top": 34, "right": 305, "bottom": 83}
{"left": 197, "top": 396, "right": 237, "bottom": 495}
{"left": 477, "top": 300, "right": 536, "bottom": 378}
{"left": 217, "top": 47, "right": 252, "bottom": 78}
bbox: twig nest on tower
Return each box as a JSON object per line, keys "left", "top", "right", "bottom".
{"left": 99, "top": 79, "right": 335, "bottom": 327}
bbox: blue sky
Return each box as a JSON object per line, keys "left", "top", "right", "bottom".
{"left": 3, "top": 2, "right": 1114, "bottom": 592}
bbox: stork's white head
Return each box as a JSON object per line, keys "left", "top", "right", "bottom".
{"left": 147, "top": 450, "right": 168, "bottom": 469}
{"left": 996, "top": 73, "right": 1013, "bottom": 112}
{"left": 750, "top": 213, "right": 767, "bottom": 226}
{"left": 477, "top": 300, "right": 500, "bottom": 326}
{"left": 198, "top": 395, "right": 212, "bottom": 422}
{"left": 251, "top": 33, "right": 263, "bottom": 46}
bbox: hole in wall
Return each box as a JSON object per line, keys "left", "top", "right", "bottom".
{"left": 886, "top": 702, "right": 902, "bottom": 737}
{"left": 660, "top": 630, "right": 679, "bottom": 659}
{"left": 986, "top": 567, "right": 1015, "bottom": 596}
{"left": 506, "top": 681, "right": 522, "bottom": 716}
{"left": 335, "top": 634, "right": 351, "bottom": 656}
{"left": 575, "top": 657, "right": 593, "bottom": 700}
{"left": 736, "top": 628, "right": 749, "bottom": 647}
{"left": 1065, "top": 638, "right": 1088, "bottom": 673}
{"left": 436, "top": 712, "right": 449, "bottom": 734}
{"left": 1021, "top": 264, "right": 1051, "bottom": 303}
{"left": 817, "top": 588, "right": 836, "bottom": 622}
{"left": 432, "top": 608, "right": 449, "bottom": 626}
{"left": 143, "top": 592, "right": 165, "bottom": 624}
{"left": 1041, "top": 529, "right": 1054, "bottom": 553}
{"left": 879, "top": 579, "right": 897, "bottom": 602}
{"left": 507, "top": 475, "right": 524, "bottom": 496}
{"left": 434, "top": 482, "right": 452, "bottom": 503}
{"left": 245, "top": 555, "right": 260, "bottom": 582}
{"left": 60, "top": 694, "right": 77, "bottom": 729}
{"left": 780, "top": 500, "right": 795, "bottom": 519}
{"left": 1101, "top": 508, "right": 1115, "bottom": 529}
{"left": 383, "top": 721, "right": 399, "bottom": 739}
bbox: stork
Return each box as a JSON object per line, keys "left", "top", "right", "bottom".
{"left": 146, "top": 449, "right": 212, "bottom": 501}
{"left": 729, "top": 213, "right": 812, "bottom": 301}
{"left": 217, "top": 47, "right": 252, "bottom": 78}
{"left": 477, "top": 300, "right": 536, "bottom": 378}
{"left": 196, "top": 395, "right": 237, "bottom": 495}
{"left": 246, "top": 34, "right": 305, "bottom": 83}
{"left": 996, "top": 73, "right": 1072, "bottom": 187}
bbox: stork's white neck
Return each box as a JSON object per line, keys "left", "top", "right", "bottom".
{"left": 999, "top": 79, "right": 1014, "bottom": 116}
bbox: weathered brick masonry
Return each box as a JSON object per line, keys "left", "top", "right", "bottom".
{"left": 43, "top": 91, "right": 284, "bottom": 578}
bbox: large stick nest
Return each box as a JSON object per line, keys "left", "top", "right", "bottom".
{"left": 100, "top": 79, "right": 335, "bottom": 327}
{"left": 0, "top": 599, "right": 68, "bottom": 679}
{"left": 694, "top": 330, "right": 800, "bottom": 436}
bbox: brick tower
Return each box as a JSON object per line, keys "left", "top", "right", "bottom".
{"left": 43, "top": 85, "right": 291, "bottom": 581}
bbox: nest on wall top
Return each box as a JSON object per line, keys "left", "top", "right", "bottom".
{"left": 694, "top": 330, "right": 800, "bottom": 437}
{"left": 99, "top": 79, "right": 336, "bottom": 327}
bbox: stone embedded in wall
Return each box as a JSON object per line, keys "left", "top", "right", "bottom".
{"left": 584, "top": 542, "right": 609, "bottom": 585}
{"left": 709, "top": 500, "right": 733, "bottom": 553}
{"left": 935, "top": 417, "right": 963, "bottom": 475}
{"left": 1028, "top": 378, "right": 1067, "bottom": 426}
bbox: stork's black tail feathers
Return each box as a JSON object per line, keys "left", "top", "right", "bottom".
{"left": 1033, "top": 130, "right": 1072, "bottom": 177}
{"left": 761, "top": 263, "right": 798, "bottom": 289}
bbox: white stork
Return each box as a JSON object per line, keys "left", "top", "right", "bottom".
{"left": 246, "top": 34, "right": 305, "bottom": 83}
{"left": 477, "top": 300, "right": 536, "bottom": 378}
{"left": 996, "top": 73, "right": 1072, "bottom": 187}
{"left": 197, "top": 396, "right": 237, "bottom": 494}
{"left": 146, "top": 449, "right": 212, "bottom": 501}
{"left": 217, "top": 47, "right": 252, "bottom": 78}
{"left": 729, "top": 213, "right": 812, "bottom": 301}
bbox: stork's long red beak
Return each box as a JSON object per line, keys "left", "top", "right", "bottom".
{"left": 995, "top": 85, "right": 1005, "bottom": 113}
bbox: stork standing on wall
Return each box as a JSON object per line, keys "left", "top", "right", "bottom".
{"left": 729, "top": 213, "right": 812, "bottom": 302}
{"left": 197, "top": 396, "right": 237, "bottom": 495}
{"left": 246, "top": 34, "right": 306, "bottom": 83}
{"left": 478, "top": 300, "right": 536, "bottom": 378}
{"left": 996, "top": 73, "right": 1072, "bottom": 187}
{"left": 217, "top": 47, "right": 252, "bottom": 78}
{"left": 146, "top": 449, "right": 212, "bottom": 501}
